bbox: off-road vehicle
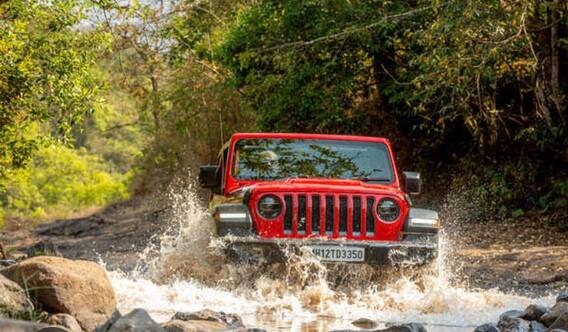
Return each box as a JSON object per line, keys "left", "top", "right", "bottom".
{"left": 199, "top": 133, "right": 439, "bottom": 265}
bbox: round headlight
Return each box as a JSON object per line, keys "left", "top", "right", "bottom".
{"left": 377, "top": 198, "right": 400, "bottom": 222}
{"left": 257, "top": 195, "right": 283, "bottom": 219}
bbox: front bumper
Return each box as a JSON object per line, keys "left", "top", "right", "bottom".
{"left": 224, "top": 236, "right": 438, "bottom": 266}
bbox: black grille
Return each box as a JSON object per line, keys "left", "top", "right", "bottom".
{"left": 297, "top": 195, "right": 307, "bottom": 233}
{"left": 284, "top": 195, "right": 293, "bottom": 233}
{"left": 311, "top": 195, "right": 320, "bottom": 233}
{"left": 278, "top": 193, "right": 380, "bottom": 237}
{"left": 352, "top": 196, "right": 362, "bottom": 233}
{"left": 366, "top": 197, "right": 375, "bottom": 234}
{"left": 339, "top": 196, "right": 348, "bottom": 233}
{"left": 325, "top": 195, "right": 334, "bottom": 233}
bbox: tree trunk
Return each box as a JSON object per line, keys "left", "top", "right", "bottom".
{"left": 151, "top": 75, "right": 161, "bottom": 132}
{"left": 550, "top": 0, "right": 560, "bottom": 108}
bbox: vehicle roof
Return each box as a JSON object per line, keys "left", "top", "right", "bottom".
{"left": 229, "top": 133, "right": 391, "bottom": 144}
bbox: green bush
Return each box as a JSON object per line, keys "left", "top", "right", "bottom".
{"left": 0, "top": 144, "right": 131, "bottom": 222}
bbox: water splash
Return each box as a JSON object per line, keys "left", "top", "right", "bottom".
{"left": 107, "top": 177, "right": 554, "bottom": 331}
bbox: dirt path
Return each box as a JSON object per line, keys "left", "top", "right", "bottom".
{"left": 1, "top": 197, "right": 567, "bottom": 297}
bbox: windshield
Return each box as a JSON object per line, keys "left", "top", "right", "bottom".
{"left": 232, "top": 138, "right": 394, "bottom": 183}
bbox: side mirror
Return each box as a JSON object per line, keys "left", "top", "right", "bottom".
{"left": 199, "top": 165, "right": 220, "bottom": 189}
{"left": 403, "top": 171, "right": 421, "bottom": 195}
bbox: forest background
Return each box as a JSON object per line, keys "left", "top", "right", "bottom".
{"left": 0, "top": 0, "right": 566, "bottom": 229}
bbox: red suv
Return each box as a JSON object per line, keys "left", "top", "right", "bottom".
{"left": 199, "top": 133, "right": 439, "bottom": 265}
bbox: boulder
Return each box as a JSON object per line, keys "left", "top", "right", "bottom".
{"left": 351, "top": 318, "right": 377, "bottom": 329}
{"left": 172, "top": 309, "right": 245, "bottom": 329}
{"left": 107, "top": 309, "right": 164, "bottom": 332}
{"left": 1, "top": 256, "right": 116, "bottom": 331}
{"left": 46, "top": 314, "right": 82, "bottom": 332}
{"left": 522, "top": 304, "right": 548, "bottom": 321}
{"left": 0, "top": 319, "right": 51, "bottom": 332}
{"left": 547, "top": 311, "right": 568, "bottom": 330}
{"left": 0, "top": 274, "right": 33, "bottom": 315}
{"left": 497, "top": 311, "right": 530, "bottom": 332}
{"left": 161, "top": 319, "right": 229, "bottom": 332}
{"left": 528, "top": 320, "right": 546, "bottom": 332}
{"left": 557, "top": 291, "right": 568, "bottom": 303}
{"left": 473, "top": 323, "right": 499, "bottom": 332}
{"left": 540, "top": 302, "right": 568, "bottom": 326}
{"left": 375, "top": 323, "right": 428, "bottom": 332}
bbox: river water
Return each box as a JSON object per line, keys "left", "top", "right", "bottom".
{"left": 105, "top": 184, "right": 554, "bottom": 331}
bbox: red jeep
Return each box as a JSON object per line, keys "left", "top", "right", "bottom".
{"left": 199, "top": 133, "right": 439, "bottom": 265}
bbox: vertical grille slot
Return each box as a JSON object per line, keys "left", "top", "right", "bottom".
{"left": 325, "top": 195, "right": 334, "bottom": 234}
{"left": 283, "top": 195, "right": 293, "bottom": 233}
{"left": 311, "top": 195, "right": 321, "bottom": 234}
{"left": 352, "top": 196, "right": 362, "bottom": 234}
{"left": 366, "top": 197, "right": 375, "bottom": 235}
{"left": 339, "top": 196, "right": 348, "bottom": 234}
{"left": 297, "top": 195, "right": 307, "bottom": 234}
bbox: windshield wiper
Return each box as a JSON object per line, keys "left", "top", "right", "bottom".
{"left": 352, "top": 177, "right": 391, "bottom": 182}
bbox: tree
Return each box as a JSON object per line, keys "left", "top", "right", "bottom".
{"left": 0, "top": 0, "right": 110, "bottom": 177}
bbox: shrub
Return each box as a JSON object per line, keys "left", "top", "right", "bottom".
{"left": 0, "top": 144, "right": 130, "bottom": 222}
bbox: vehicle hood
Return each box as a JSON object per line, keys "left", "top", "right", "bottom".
{"left": 231, "top": 178, "right": 404, "bottom": 197}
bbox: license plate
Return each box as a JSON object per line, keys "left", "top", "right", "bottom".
{"left": 308, "top": 245, "right": 365, "bottom": 262}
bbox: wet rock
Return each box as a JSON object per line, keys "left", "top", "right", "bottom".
{"left": 107, "top": 308, "right": 164, "bottom": 332}
{"left": 1, "top": 256, "right": 117, "bottom": 331}
{"left": 352, "top": 318, "right": 377, "bottom": 329}
{"left": 376, "top": 323, "right": 428, "bottom": 332}
{"left": 540, "top": 302, "right": 568, "bottom": 326}
{"left": 0, "top": 259, "right": 17, "bottom": 267}
{"left": 0, "top": 319, "right": 51, "bottom": 332}
{"left": 558, "top": 291, "right": 568, "bottom": 303}
{"left": 547, "top": 311, "right": 568, "bottom": 330}
{"left": 528, "top": 320, "right": 546, "bottom": 332}
{"left": 172, "top": 309, "right": 245, "bottom": 329}
{"left": 497, "top": 311, "right": 530, "bottom": 332}
{"left": 473, "top": 323, "right": 499, "bottom": 332}
{"left": 161, "top": 319, "right": 230, "bottom": 332}
{"left": 46, "top": 313, "right": 82, "bottom": 332}
{"left": 522, "top": 304, "right": 548, "bottom": 321}
{"left": 0, "top": 274, "right": 33, "bottom": 315}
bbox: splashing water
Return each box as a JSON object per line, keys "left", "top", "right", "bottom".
{"left": 106, "top": 180, "right": 553, "bottom": 331}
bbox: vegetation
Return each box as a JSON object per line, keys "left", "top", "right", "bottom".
{"left": 0, "top": 0, "right": 566, "bottom": 226}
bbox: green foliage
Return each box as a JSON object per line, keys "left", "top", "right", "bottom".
{"left": 0, "top": 145, "right": 130, "bottom": 222}
{"left": 0, "top": 0, "right": 111, "bottom": 176}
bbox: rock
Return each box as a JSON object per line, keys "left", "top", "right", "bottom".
{"left": 0, "top": 274, "right": 33, "bottom": 315}
{"left": 25, "top": 241, "right": 62, "bottom": 257}
{"left": 8, "top": 251, "right": 28, "bottom": 262}
{"left": 547, "top": 311, "right": 568, "bottom": 330}
{"left": 558, "top": 291, "right": 568, "bottom": 303}
{"left": 1, "top": 256, "right": 116, "bottom": 331}
{"left": 107, "top": 309, "right": 164, "bottom": 332}
{"left": 172, "top": 309, "right": 245, "bottom": 329}
{"left": 500, "top": 310, "right": 525, "bottom": 320}
{"left": 375, "top": 323, "right": 428, "bottom": 332}
{"left": 352, "top": 318, "right": 377, "bottom": 329}
{"left": 497, "top": 311, "right": 530, "bottom": 332}
{"left": 540, "top": 302, "right": 568, "bottom": 326}
{"left": 1, "top": 259, "right": 17, "bottom": 267}
{"left": 46, "top": 314, "right": 81, "bottom": 332}
{"left": 473, "top": 323, "right": 499, "bottom": 332}
{"left": 0, "top": 319, "right": 51, "bottom": 332}
{"left": 528, "top": 320, "right": 546, "bottom": 332}
{"left": 522, "top": 304, "right": 548, "bottom": 321}
{"left": 161, "top": 319, "right": 229, "bottom": 332}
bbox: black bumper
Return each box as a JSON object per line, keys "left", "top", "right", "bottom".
{"left": 224, "top": 236, "right": 438, "bottom": 266}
